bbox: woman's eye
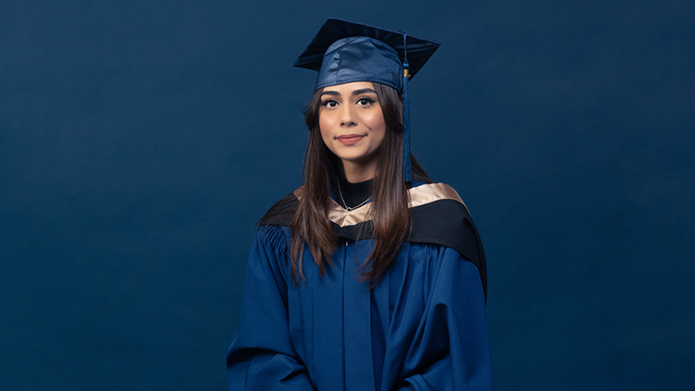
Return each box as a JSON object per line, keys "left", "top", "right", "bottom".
{"left": 321, "top": 100, "right": 338, "bottom": 108}
{"left": 356, "top": 97, "right": 375, "bottom": 106}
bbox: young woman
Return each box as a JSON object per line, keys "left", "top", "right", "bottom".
{"left": 227, "top": 19, "right": 492, "bottom": 390}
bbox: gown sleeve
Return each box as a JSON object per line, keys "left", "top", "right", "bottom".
{"left": 226, "top": 225, "right": 315, "bottom": 391}
{"left": 399, "top": 246, "right": 493, "bottom": 390}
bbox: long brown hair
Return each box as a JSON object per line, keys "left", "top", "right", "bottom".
{"left": 290, "top": 83, "right": 430, "bottom": 287}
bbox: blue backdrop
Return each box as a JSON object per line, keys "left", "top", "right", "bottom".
{"left": 1, "top": 0, "right": 693, "bottom": 390}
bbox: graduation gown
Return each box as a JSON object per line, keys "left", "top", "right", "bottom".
{"left": 227, "top": 182, "right": 492, "bottom": 390}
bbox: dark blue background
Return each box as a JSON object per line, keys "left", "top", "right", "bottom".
{"left": 1, "top": 1, "right": 693, "bottom": 390}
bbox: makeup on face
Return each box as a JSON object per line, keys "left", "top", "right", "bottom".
{"left": 318, "top": 82, "right": 386, "bottom": 181}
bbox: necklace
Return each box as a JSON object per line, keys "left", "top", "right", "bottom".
{"left": 336, "top": 180, "right": 370, "bottom": 211}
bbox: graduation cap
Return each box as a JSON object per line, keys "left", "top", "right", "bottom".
{"left": 294, "top": 19, "right": 440, "bottom": 182}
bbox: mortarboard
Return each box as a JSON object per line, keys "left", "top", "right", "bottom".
{"left": 294, "top": 19, "right": 440, "bottom": 182}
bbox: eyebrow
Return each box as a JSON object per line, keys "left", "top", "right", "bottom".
{"left": 351, "top": 88, "right": 377, "bottom": 95}
{"left": 320, "top": 88, "right": 377, "bottom": 97}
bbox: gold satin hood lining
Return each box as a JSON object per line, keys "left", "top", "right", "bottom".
{"left": 295, "top": 183, "right": 468, "bottom": 228}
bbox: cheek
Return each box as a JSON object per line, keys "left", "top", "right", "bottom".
{"left": 318, "top": 114, "right": 333, "bottom": 145}
{"left": 319, "top": 116, "right": 334, "bottom": 151}
{"left": 365, "top": 112, "right": 386, "bottom": 139}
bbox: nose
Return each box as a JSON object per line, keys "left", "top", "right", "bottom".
{"left": 340, "top": 105, "right": 356, "bottom": 127}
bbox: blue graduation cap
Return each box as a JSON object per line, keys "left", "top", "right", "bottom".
{"left": 294, "top": 19, "right": 440, "bottom": 182}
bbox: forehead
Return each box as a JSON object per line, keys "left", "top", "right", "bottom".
{"left": 321, "top": 81, "right": 376, "bottom": 94}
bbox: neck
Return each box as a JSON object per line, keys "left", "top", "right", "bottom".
{"left": 341, "top": 160, "right": 376, "bottom": 183}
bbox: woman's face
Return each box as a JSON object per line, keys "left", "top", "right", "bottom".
{"left": 318, "top": 81, "right": 386, "bottom": 181}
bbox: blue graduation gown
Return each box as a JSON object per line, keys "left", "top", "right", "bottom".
{"left": 227, "top": 183, "right": 492, "bottom": 390}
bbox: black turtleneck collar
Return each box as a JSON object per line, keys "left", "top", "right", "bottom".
{"left": 332, "top": 175, "right": 373, "bottom": 209}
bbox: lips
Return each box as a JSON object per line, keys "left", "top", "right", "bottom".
{"left": 336, "top": 134, "right": 366, "bottom": 145}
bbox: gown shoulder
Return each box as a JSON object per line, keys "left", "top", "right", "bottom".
{"left": 406, "top": 182, "right": 488, "bottom": 297}
{"left": 257, "top": 189, "right": 301, "bottom": 227}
